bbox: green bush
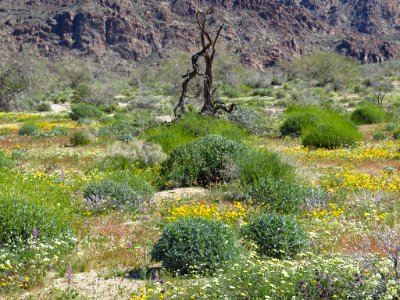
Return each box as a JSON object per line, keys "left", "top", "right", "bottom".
{"left": 83, "top": 171, "right": 153, "bottom": 211}
{"left": 237, "top": 149, "right": 294, "bottom": 186}
{"left": 69, "top": 103, "right": 103, "bottom": 121}
{"left": 302, "top": 122, "right": 362, "bottom": 148}
{"left": 373, "top": 132, "right": 387, "bottom": 141}
{"left": 70, "top": 131, "right": 92, "bottom": 146}
{"left": 350, "top": 104, "right": 386, "bottom": 125}
{"left": 71, "top": 83, "right": 91, "bottom": 103}
{"left": 151, "top": 218, "right": 241, "bottom": 274}
{"left": 161, "top": 135, "right": 245, "bottom": 187}
{"left": 280, "top": 112, "right": 319, "bottom": 137}
{"left": 36, "top": 102, "right": 52, "bottom": 112}
{"left": 242, "top": 213, "right": 308, "bottom": 259}
{"left": 51, "top": 127, "right": 69, "bottom": 137}
{"left": 143, "top": 113, "right": 248, "bottom": 154}
{"left": 244, "top": 178, "right": 305, "bottom": 214}
{"left": 281, "top": 106, "right": 362, "bottom": 148}
{"left": 19, "top": 123, "right": 40, "bottom": 136}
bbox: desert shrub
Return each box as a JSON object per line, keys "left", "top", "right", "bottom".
{"left": 51, "top": 127, "right": 68, "bottom": 137}
{"left": 144, "top": 113, "right": 247, "bottom": 154}
{"left": 69, "top": 103, "right": 103, "bottom": 121}
{"left": 290, "top": 52, "right": 360, "bottom": 86}
{"left": 71, "top": 83, "right": 91, "bottom": 103}
{"left": 242, "top": 213, "right": 308, "bottom": 259}
{"left": 228, "top": 107, "right": 270, "bottom": 135}
{"left": 161, "top": 135, "right": 245, "bottom": 187}
{"left": 281, "top": 105, "right": 362, "bottom": 148}
{"left": 237, "top": 149, "right": 294, "bottom": 186}
{"left": 70, "top": 131, "right": 92, "bottom": 146}
{"left": 0, "top": 150, "right": 12, "bottom": 169}
{"left": 280, "top": 112, "right": 319, "bottom": 137}
{"left": 350, "top": 104, "right": 386, "bottom": 124}
{"left": 35, "top": 102, "right": 51, "bottom": 112}
{"left": 83, "top": 171, "right": 153, "bottom": 211}
{"left": 275, "top": 90, "right": 286, "bottom": 99}
{"left": 302, "top": 122, "right": 362, "bottom": 148}
{"left": 106, "top": 141, "right": 166, "bottom": 168}
{"left": 244, "top": 178, "right": 305, "bottom": 214}
{"left": 151, "top": 218, "right": 241, "bottom": 275}
{"left": 19, "top": 123, "right": 40, "bottom": 136}
{"left": 117, "top": 132, "right": 134, "bottom": 143}
{"left": 373, "top": 132, "right": 387, "bottom": 141}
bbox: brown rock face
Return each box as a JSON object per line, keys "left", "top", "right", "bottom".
{"left": 1, "top": 0, "right": 400, "bottom": 70}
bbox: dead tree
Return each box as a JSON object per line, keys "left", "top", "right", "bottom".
{"left": 174, "top": 7, "right": 237, "bottom": 117}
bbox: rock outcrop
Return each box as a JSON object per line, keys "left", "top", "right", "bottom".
{"left": 1, "top": 0, "right": 399, "bottom": 70}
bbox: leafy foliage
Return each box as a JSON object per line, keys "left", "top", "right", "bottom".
{"left": 143, "top": 113, "right": 247, "bottom": 154}
{"left": 19, "top": 123, "right": 40, "bottom": 136}
{"left": 70, "top": 131, "right": 92, "bottom": 146}
{"left": 351, "top": 104, "right": 386, "bottom": 125}
{"left": 69, "top": 103, "right": 103, "bottom": 121}
{"left": 161, "top": 135, "right": 245, "bottom": 187}
{"left": 151, "top": 218, "right": 241, "bottom": 274}
{"left": 242, "top": 212, "right": 308, "bottom": 258}
{"left": 83, "top": 170, "right": 154, "bottom": 211}
{"left": 244, "top": 178, "right": 305, "bottom": 214}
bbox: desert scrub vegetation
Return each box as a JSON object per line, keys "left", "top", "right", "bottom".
{"left": 143, "top": 112, "right": 248, "bottom": 153}
{"left": 242, "top": 212, "right": 308, "bottom": 259}
{"left": 151, "top": 217, "right": 241, "bottom": 275}
{"left": 351, "top": 103, "right": 386, "bottom": 125}
{"left": 2, "top": 49, "right": 400, "bottom": 299}
{"left": 281, "top": 105, "right": 362, "bottom": 148}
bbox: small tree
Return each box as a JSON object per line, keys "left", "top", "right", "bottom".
{"left": 0, "top": 56, "right": 31, "bottom": 111}
{"left": 371, "top": 79, "right": 393, "bottom": 106}
{"left": 290, "top": 52, "right": 360, "bottom": 87}
{"left": 174, "top": 7, "right": 237, "bottom": 116}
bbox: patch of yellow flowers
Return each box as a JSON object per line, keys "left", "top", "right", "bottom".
{"left": 284, "top": 141, "right": 400, "bottom": 161}
{"left": 167, "top": 201, "right": 248, "bottom": 225}
{"left": 321, "top": 168, "right": 400, "bottom": 193}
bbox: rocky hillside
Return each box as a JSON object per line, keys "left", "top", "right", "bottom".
{"left": 1, "top": 0, "right": 400, "bottom": 70}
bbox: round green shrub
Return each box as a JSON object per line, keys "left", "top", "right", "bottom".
{"left": 36, "top": 102, "right": 52, "bottom": 112}
{"left": 70, "top": 131, "right": 92, "bottom": 146}
{"left": 151, "top": 218, "right": 241, "bottom": 274}
{"left": 302, "top": 122, "right": 362, "bottom": 149}
{"left": 237, "top": 149, "right": 294, "bottom": 186}
{"left": 69, "top": 103, "right": 103, "bottom": 121}
{"left": 245, "top": 178, "right": 305, "bottom": 214}
{"left": 51, "top": 127, "right": 68, "bottom": 137}
{"left": 19, "top": 123, "right": 40, "bottom": 136}
{"left": 373, "top": 132, "right": 387, "bottom": 141}
{"left": 242, "top": 213, "right": 308, "bottom": 259}
{"left": 280, "top": 113, "right": 319, "bottom": 137}
{"left": 351, "top": 104, "right": 386, "bottom": 125}
{"left": 161, "top": 135, "right": 245, "bottom": 187}
{"left": 83, "top": 171, "right": 153, "bottom": 211}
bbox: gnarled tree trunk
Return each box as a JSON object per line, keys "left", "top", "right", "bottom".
{"left": 174, "top": 7, "right": 237, "bottom": 117}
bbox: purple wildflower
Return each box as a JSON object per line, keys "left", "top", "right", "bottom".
{"left": 32, "top": 227, "right": 38, "bottom": 246}
{"left": 67, "top": 264, "right": 72, "bottom": 287}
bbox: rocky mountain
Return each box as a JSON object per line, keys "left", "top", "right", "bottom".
{"left": 1, "top": 0, "right": 399, "bottom": 70}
